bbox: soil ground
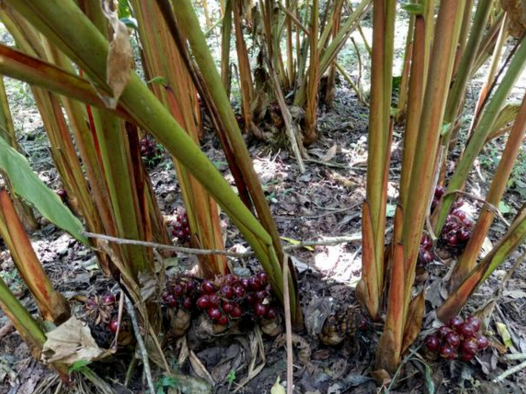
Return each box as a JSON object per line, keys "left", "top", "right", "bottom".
{"left": 1, "top": 19, "right": 526, "bottom": 394}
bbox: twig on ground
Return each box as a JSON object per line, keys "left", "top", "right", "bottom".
{"left": 0, "top": 322, "right": 14, "bottom": 340}
{"left": 124, "top": 296, "right": 156, "bottom": 394}
{"left": 82, "top": 231, "right": 362, "bottom": 258}
{"left": 493, "top": 358, "right": 526, "bottom": 382}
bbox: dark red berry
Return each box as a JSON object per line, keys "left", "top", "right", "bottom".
{"left": 458, "top": 229, "right": 470, "bottom": 242}
{"left": 57, "top": 189, "right": 67, "bottom": 199}
{"left": 166, "top": 294, "right": 178, "bottom": 308}
{"left": 223, "top": 302, "right": 234, "bottom": 314}
{"left": 462, "top": 218, "right": 473, "bottom": 228}
{"left": 257, "top": 272, "right": 268, "bottom": 286}
{"left": 266, "top": 308, "right": 277, "bottom": 320}
{"left": 197, "top": 295, "right": 210, "bottom": 309}
{"left": 173, "top": 285, "right": 184, "bottom": 297}
{"left": 449, "top": 316, "right": 464, "bottom": 330}
{"left": 201, "top": 280, "right": 215, "bottom": 294}
{"left": 255, "top": 290, "right": 268, "bottom": 300}
{"left": 240, "top": 278, "right": 250, "bottom": 289}
{"left": 458, "top": 322, "right": 475, "bottom": 338}
{"left": 221, "top": 286, "right": 234, "bottom": 299}
{"left": 186, "top": 280, "right": 195, "bottom": 292}
{"left": 254, "top": 303, "right": 268, "bottom": 317}
{"left": 217, "top": 315, "right": 229, "bottom": 326}
{"left": 466, "top": 316, "right": 481, "bottom": 332}
{"left": 109, "top": 319, "right": 119, "bottom": 334}
{"left": 233, "top": 285, "right": 245, "bottom": 298}
{"left": 452, "top": 209, "right": 466, "bottom": 220}
{"left": 476, "top": 335, "right": 489, "bottom": 350}
{"left": 249, "top": 278, "right": 262, "bottom": 291}
{"left": 421, "top": 236, "right": 433, "bottom": 250}
{"left": 420, "top": 250, "right": 434, "bottom": 264}
{"left": 445, "top": 332, "right": 461, "bottom": 348}
{"left": 208, "top": 308, "right": 221, "bottom": 321}
{"left": 162, "top": 291, "right": 170, "bottom": 301}
{"left": 425, "top": 335, "right": 440, "bottom": 352}
{"left": 439, "top": 344, "right": 457, "bottom": 360}
{"left": 102, "top": 294, "right": 116, "bottom": 305}
{"left": 182, "top": 297, "right": 193, "bottom": 310}
{"left": 209, "top": 293, "right": 220, "bottom": 307}
{"left": 224, "top": 274, "right": 236, "bottom": 284}
{"left": 230, "top": 305, "right": 242, "bottom": 318}
{"left": 460, "top": 339, "right": 478, "bottom": 355}
{"left": 460, "top": 351, "right": 475, "bottom": 361}
{"left": 246, "top": 293, "right": 256, "bottom": 305}
{"left": 438, "top": 326, "right": 452, "bottom": 339}
{"left": 447, "top": 235, "right": 459, "bottom": 246}
{"left": 435, "top": 186, "right": 445, "bottom": 199}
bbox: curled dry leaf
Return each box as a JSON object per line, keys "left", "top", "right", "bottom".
{"left": 41, "top": 316, "right": 113, "bottom": 365}
{"left": 101, "top": 0, "right": 132, "bottom": 108}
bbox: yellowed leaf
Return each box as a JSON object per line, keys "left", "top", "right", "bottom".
{"left": 270, "top": 377, "right": 286, "bottom": 394}
{"left": 41, "top": 316, "right": 113, "bottom": 365}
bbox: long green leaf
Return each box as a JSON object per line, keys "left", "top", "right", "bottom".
{"left": 0, "top": 137, "right": 87, "bottom": 243}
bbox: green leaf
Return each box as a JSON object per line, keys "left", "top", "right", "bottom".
{"left": 498, "top": 201, "right": 512, "bottom": 215}
{"left": 147, "top": 76, "right": 168, "bottom": 86}
{"left": 0, "top": 137, "right": 88, "bottom": 244}
{"left": 424, "top": 364, "right": 435, "bottom": 394}
{"left": 401, "top": 3, "right": 424, "bottom": 14}
{"left": 120, "top": 17, "right": 138, "bottom": 30}
{"left": 496, "top": 322, "right": 513, "bottom": 349}
{"left": 69, "top": 359, "right": 90, "bottom": 374}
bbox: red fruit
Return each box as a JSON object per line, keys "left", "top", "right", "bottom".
{"left": 257, "top": 272, "right": 268, "bottom": 286}
{"left": 458, "top": 229, "right": 470, "bottom": 242}
{"left": 224, "top": 274, "right": 237, "bottom": 284}
{"left": 207, "top": 308, "right": 221, "bottom": 321}
{"left": 201, "top": 280, "right": 215, "bottom": 294}
{"left": 460, "top": 339, "right": 478, "bottom": 355}
{"left": 209, "top": 293, "right": 220, "bottom": 306}
{"left": 223, "top": 302, "right": 234, "bottom": 314}
{"left": 57, "top": 189, "right": 67, "bottom": 199}
{"left": 221, "top": 286, "right": 234, "bottom": 299}
{"left": 250, "top": 278, "right": 263, "bottom": 291}
{"left": 438, "top": 326, "right": 452, "bottom": 339}
{"left": 266, "top": 308, "right": 277, "bottom": 320}
{"left": 452, "top": 209, "right": 466, "bottom": 220}
{"left": 217, "top": 315, "right": 229, "bottom": 326}
{"left": 439, "top": 344, "right": 457, "bottom": 360}
{"left": 173, "top": 285, "right": 185, "bottom": 297}
{"left": 186, "top": 280, "right": 195, "bottom": 292}
{"left": 420, "top": 249, "right": 434, "bottom": 264}
{"left": 254, "top": 303, "right": 268, "bottom": 317}
{"left": 182, "top": 297, "right": 193, "bottom": 310}
{"left": 449, "top": 316, "right": 464, "bottom": 330}
{"left": 476, "top": 335, "right": 489, "bottom": 350}
{"left": 196, "top": 295, "right": 210, "bottom": 309}
{"left": 447, "top": 235, "right": 459, "bottom": 246}
{"left": 462, "top": 218, "right": 473, "bottom": 228}
{"left": 166, "top": 294, "right": 178, "bottom": 308}
{"left": 435, "top": 186, "right": 445, "bottom": 199}
{"left": 240, "top": 278, "right": 250, "bottom": 289}
{"left": 255, "top": 290, "right": 268, "bottom": 300}
{"left": 229, "top": 305, "right": 242, "bottom": 318}
{"left": 460, "top": 351, "right": 475, "bottom": 361}
{"left": 467, "top": 316, "right": 481, "bottom": 332}
{"left": 161, "top": 291, "right": 170, "bottom": 301}
{"left": 109, "top": 319, "right": 119, "bottom": 334}
{"left": 102, "top": 294, "right": 116, "bottom": 305}
{"left": 246, "top": 293, "right": 256, "bottom": 305}
{"left": 233, "top": 285, "right": 245, "bottom": 298}
{"left": 421, "top": 236, "right": 433, "bottom": 250}
{"left": 458, "top": 322, "right": 475, "bottom": 338}
{"left": 453, "top": 199, "right": 464, "bottom": 208}
{"left": 445, "top": 332, "right": 461, "bottom": 348}
{"left": 425, "top": 335, "right": 440, "bottom": 352}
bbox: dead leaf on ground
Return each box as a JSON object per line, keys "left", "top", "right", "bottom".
{"left": 41, "top": 316, "right": 113, "bottom": 365}
{"left": 322, "top": 145, "right": 338, "bottom": 162}
{"left": 189, "top": 350, "right": 215, "bottom": 386}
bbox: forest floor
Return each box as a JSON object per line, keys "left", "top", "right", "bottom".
{"left": 1, "top": 26, "right": 526, "bottom": 394}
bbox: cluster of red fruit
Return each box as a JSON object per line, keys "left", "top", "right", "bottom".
{"left": 418, "top": 187, "right": 474, "bottom": 265}
{"left": 139, "top": 136, "right": 160, "bottom": 166}
{"left": 162, "top": 273, "right": 278, "bottom": 330}
{"left": 171, "top": 209, "right": 191, "bottom": 244}
{"left": 85, "top": 293, "right": 133, "bottom": 346}
{"left": 425, "top": 315, "right": 489, "bottom": 362}
{"left": 56, "top": 189, "right": 68, "bottom": 202}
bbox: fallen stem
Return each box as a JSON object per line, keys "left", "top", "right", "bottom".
{"left": 493, "top": 358, "right": 526, "bottom": 382}
{"left": 283, "top": 255, "right": 293, "bottom": 394}
{"left": 124, "top": 295, "right": 156, "bottom": 394}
